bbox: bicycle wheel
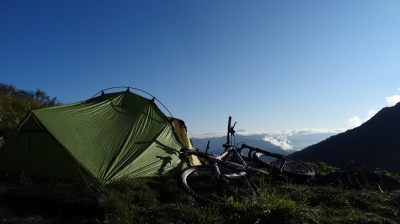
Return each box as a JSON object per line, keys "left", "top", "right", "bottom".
{"left": 254, "top": 152, "right": 315, "bottom": 179}
{"left": 180, "top": 165, "right": 256, "bottom": 204}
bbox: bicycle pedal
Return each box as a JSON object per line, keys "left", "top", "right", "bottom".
{"left": 221, "top": 172, "right": 246, "bottom": 178}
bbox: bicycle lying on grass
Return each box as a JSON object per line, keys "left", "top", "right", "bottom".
{"left": 179, "top": 116, "right": 315, "bottom": 204}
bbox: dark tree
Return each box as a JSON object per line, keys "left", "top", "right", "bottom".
{"left": 0, "top": 83, "right": 61, "bottom": 144}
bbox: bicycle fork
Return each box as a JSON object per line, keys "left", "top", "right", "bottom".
{"left": 211, "top": 162, "right": 257, "bottom": 195}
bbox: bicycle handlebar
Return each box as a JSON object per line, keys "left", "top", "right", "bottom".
{"left": 226, "top": 116, "right": 232, "bottom": 147}
{"left": 179, "top": 147, "right": 209, "bottom": 159}
{"left": 179, "top": 147, "right": 232, "bottom": 160}
{"left": 225, "top": 116, "right": 237, "bottom": 149}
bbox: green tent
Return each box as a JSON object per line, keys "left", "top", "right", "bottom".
{"left": 0, "top": 90, "right": 187, "bottom": 184}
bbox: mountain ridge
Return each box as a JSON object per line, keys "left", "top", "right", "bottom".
{"left": 291, "top": 102, "right": 400, "bottom": 172}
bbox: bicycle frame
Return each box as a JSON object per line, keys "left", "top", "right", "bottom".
{"left": 184, "top": 147, "right": 249, "bottom": 175}
{"left": 239, "top": 144, "right": 286, "bottom": 162}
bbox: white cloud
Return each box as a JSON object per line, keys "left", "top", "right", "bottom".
{"left": 263, "top": 136, "right": 293, "bottom": 151}
{"left": 192, "top": 128, "right": 342, "bottom": 151}
{"left": 345, "top": 86, "right": 400, "bottom": 129}
{"left": 345, "top": 109, "right": 381, "bottom": 129}
{"left": 195, "top": 131, "right": 225, "bottom": 138}
{"left": 279, "top": 128, "right": 344, "bottom": 135}
{"left": 386, "top": 95, "right": 400, "bottom": 107}
{"left": 346, "top": 116, "right": 363, "bottom": 129}
{"left": 194, "top": 128, "right": 343, "bottom": 139}
{"left": 367, "top": 109, "right": 378, "bottom": 120}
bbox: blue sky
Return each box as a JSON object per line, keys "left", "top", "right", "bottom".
{"left": 1, "top": 1, "right": 400, "bottom": 137}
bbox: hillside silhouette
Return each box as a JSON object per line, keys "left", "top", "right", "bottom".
{"left": 291, "top": 102, "right": 400, "bottom": 172}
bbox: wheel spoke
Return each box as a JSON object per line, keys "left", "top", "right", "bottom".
{"left": 181, "top": 166, "right": 256, "bottom": 204}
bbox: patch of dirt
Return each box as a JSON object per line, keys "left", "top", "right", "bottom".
{"left": 0, "top": 177, "right": 104, "bottom": 224}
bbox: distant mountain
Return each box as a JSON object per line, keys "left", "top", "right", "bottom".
{"left": 283, "top": 132, "right": 337, "bottom": 151}
{"left": 190, "top": 131, "right": 338, "bottom": 156}
{"left": 191, "top": 134, "right": 290, "bottom": 155}
{"left": 291, "top": 102, "right": 400, "bottom": 172}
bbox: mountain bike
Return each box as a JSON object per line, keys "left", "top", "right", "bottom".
{"left": 179, "top": 117, "right": 269, "bottom": 204}
{"left": 179, "top": 116, "right": 315, "bottom": 203}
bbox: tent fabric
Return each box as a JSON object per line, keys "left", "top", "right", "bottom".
{"left": 0, "top": 91, "right": 187, "bottom": 184}
{"left": 170, "top": 118, "right": 201, "bottom": 166}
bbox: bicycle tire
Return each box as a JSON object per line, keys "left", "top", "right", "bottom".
{"left": 180, "top": 165, "right": 257, "bottom": 204}
{"left": 253, "top": 152, "right": 315, "bottom": 179}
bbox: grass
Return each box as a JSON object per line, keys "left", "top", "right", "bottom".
{"left": 97, "top": 165, "right": 400, "bottom": 224}
{"left": 99, "top": 173, "right": 225, "bottom": 224}
{"left": 2, "top": 163, "right": 399, "bottom": 223}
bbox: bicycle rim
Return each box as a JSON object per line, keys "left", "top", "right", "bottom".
{"left": 254, "top": 152, "right": 315, "bottom": 179}
{"left": 181, "top": 166, "right": 256, "bottom": 204}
